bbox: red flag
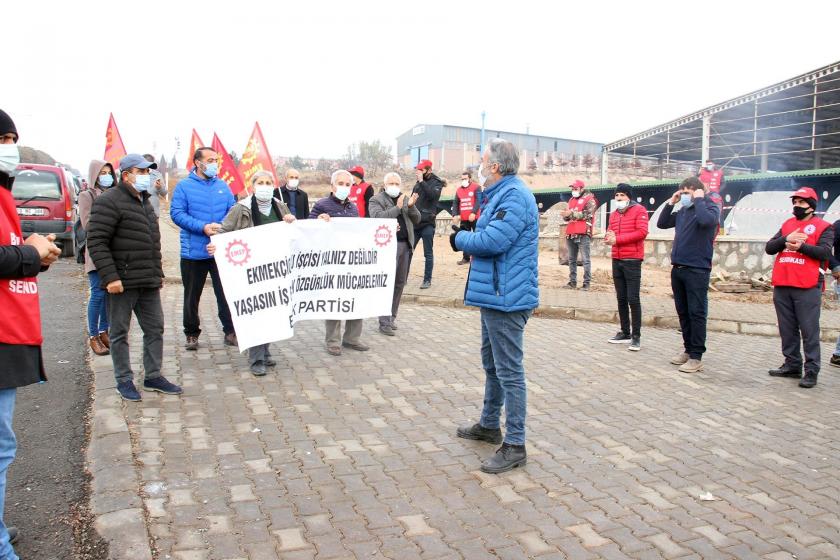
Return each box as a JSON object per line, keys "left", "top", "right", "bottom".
{"left": 237, "top": 122, "right": 278, "bottom": 188}
{"left": 104, "top": 113, "right": 127, "bottom": 166}
{"left": 211, "top": 133, "right": 246, "bottom": 195}
{"left": 186, "top": 129, "right": 205, "bottom": 171}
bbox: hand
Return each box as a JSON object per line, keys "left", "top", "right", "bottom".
{"left": 670, "top": 191, "right": 682, "bottom": 204}
{"left": 207, "top": 243, "right": 216, "bottom": 256}
{"left": 604, "top": 230, "right": 616, "bottom": 246}
{"left": 203, "top": 223, "right": 221, "bottom": 236}
{"left": 692, "top": 188, "right": 705, "bottom": 199}
{"left": 451, "top": 216, "right": 460, "bottom": 227}
{"left": 396, "top": 194, "right": 405, "bottom": 209}
{"left": 25, "top": 233, "right": 61, "bottom": 262}
{"left": 449, "top": 232, "right": 459, "bottom": 252}
{"left": 786, "top": 228, "right": 807, "bottom": 243}
{"left": 408, "top": 193, "right": 419, "bottom": 207}
{"left": 560, "top": 209, "right": 572, "bottom": 218}
{"left": 396, "top": 223, "right": 401, "bottom": 232}
{"left": 468, "top": 212, "right": 476, "bottom": 222}
{"left": 283, "top": 214, "right": 296, "bottom": 223}
{"left": 785, "top": 240, "right": 803, "bottom": 252}
{"left": 832, "top": 270, "right": 840, "bottom": 280}
{"left": 106, "top": 280, "right": 124, "bottom": 294}
{"left": 318, "top": 214, "right": 331, "bottom": 222}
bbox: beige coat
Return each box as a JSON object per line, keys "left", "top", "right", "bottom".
{"left": 218, "top": 196, "right": 292, "bottom": 234}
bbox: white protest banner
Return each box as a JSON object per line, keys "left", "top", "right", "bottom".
{"left": 213, "top": 218, "right": 397, "bottom": 351}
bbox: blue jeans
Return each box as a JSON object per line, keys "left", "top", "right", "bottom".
{"left": 478, "top": 307, "right": 531, "bottom": 445}
{"left": 87, "top": 271, "right": 109, "bottom": 336}
{"left": 0, "top": 389, "right": 18, "bottom": 560}
{"left": 412, "top": 224, "right": 436, "bottom": 283}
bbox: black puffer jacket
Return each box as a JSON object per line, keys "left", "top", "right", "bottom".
{"left": 87, "top": 181, "right": 163, "bottom": 289}
{"left": 412, "top": 172, "right": 445, "bottom": 226}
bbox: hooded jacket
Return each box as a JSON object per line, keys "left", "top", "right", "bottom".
{"left": 79, "top": 159, "right": 117, "bottom": 273}
{"left": 170, "top": 171, "right": 235, "bottom": 259}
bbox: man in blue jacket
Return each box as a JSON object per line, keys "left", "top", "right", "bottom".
{"left": 170, "top": 147, "right": 237, "bottom": 350}
{"left": 451, "top": 138, "right": 539, "bottom": 474}
{"left": 656, "top": 176, "right": 720, "bottom": 373}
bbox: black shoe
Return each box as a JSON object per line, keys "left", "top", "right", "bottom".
{"left": 185, "top": 336, "right": 198, "bottom": 351}
{"left": 379, "top": 325, "right": 395, "bottom": 336}
{"left": 264, "top": 358, "right": 276, "bottom": 367}
{"left": 224, "top": 333, "right": 238, "bottom": 347}
{"left": 7, "top": 526, "right": 18, "bottom": 545}
{"left": 581, "top": 283, "right": 590, "bottom": 291}
{"left": 830, "top": 354, "right": 840, "bottom": 368}
{"left": 628, "top": 337, "right": 641, "bottom": 352}
{"left": 799, "top": 372, "right": 818, "bottom": 388}
{"left": 563, "top": 282, "right": 576, "bottom": 289}
{"left": 480, "top": 443, "right": 527, "bottom": 474}
{"left": 456, "top": 423, "right": 503, "bottom": 444}
{"left": 250, "top": 361, "right": 267, "bottom": 376}
{"left": 420, "top": 281, "right": 431, "bottom": 289}
{"left": 608, "top": 332, "right": 631, "bottom": 344}
{"left": 768, "top": 365, "right": 802, "bottom": 378}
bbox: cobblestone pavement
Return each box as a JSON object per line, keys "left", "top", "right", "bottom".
{"left": 99, "top": 290, "right": 839, "bottom": 559}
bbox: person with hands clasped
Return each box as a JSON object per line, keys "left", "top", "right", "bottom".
{"left": 765, "top": 187, "right": 833, "bottom": 389}
{"left": 656, "top": 177, "right": 720, "bottom": 373}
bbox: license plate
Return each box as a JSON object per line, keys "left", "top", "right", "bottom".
{"left": 16, "top": 207, "right": 46, "bottom": 216}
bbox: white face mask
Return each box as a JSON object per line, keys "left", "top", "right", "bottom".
{"left": 254, "top": 185, "right": 274, "bottom": 202}
{"left": 287, "top": 179, "right": 299, "bottom": 190}
{"left": 706, "top": 164, "right": 714, "bottom": 171}
{"left": 461, "top": 179, "right": 469, "bottom": 188}
{"left": 571, "top": 190, "right": 581, "bottom": 198}
{"left": 0, "top": 144, "right": 20, "bottom": 176}
{"left": 385, "top": 185, "right": 401, "bottom": 198}
{"left": 615, "top": 199, "right": 629, "bottom": 211}
{"left": 478, "top": 164, "right": 489, "bottom": 187}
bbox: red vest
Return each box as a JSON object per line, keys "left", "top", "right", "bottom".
{"left": 0, "top": 187, "right": 43, "bottom": 346}
{"left": 348, "top": 182, "right": 371, "bottom": 217}
{"left": 456, "top": 183, "right": 480, "bottom": 220}
{"left": 699, "top": 168, "right": 724, "bottom": 193}
{"left": 566, "top": 193, "right": 596, "bottom": 236}
{"left": 771, "top": 216, "right": 831, "bottom": 289}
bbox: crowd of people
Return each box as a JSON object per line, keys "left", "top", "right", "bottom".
{"left": 3, "top": 104, "right": 840, "bottom": 556}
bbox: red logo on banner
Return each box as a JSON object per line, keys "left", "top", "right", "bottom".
{"left": 373, "top": 225, "right": 393, "bottom": 247}
{"left": 225, "top": 239, "right": 251, "bottom": 266}
{"left": 211, "top": 133, "right": 246, "bottom": 195}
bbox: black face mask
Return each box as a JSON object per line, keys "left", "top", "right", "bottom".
{"left": 793, "top": 206, "right": 812, "bottom": 220}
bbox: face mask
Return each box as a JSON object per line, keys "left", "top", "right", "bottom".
{"left": 334, "top": 186, "right": 350, "bottom": 201}
{"left": 571, "top": 190, "right": 581, "bottom": 198}
{"left": 793, "top": 206, "right": 811, "bottom": 220}
{"left": 0, "top": 144, "right": 20, "bottom": 175}
{"left": 385, "top": 185, "right": 401, "bottom": 198}
{"left": 615, "top": 200, "right": 629, "bottom": 211}
{"left": 680, "top": 193, "right": 693, "bottom": 207}
{"left": 133, "top": 173, "right": 151, "bottom": 192}
{"left": 287, "top": 179, "right": 299, "bottom": 190}
{"left": 98, "top": 174, "right": 114, "bottom": 188}
{"left": 477, "top": 164, "right": 489, "bottom": 187}
{"left": 254, "top": 185, "right": 274, "bottom": 202}
{"left": 202, "top": 162, "right": 219, "bottom": 178}
{"left": 461, "top": 180, "right": 469, "bottom": 188}
{"left": 706, "top": 164, "right": 714, "bottom": 171}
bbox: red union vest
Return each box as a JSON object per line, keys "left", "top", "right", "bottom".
{"left": 0, "top": 187, "right": 43, "bottom": 346}
{"left": 699, "top": 168, "right": 724, "bottom": 193}
{"left": 348, "top": 182, "right": 371, "bottom": 217}
{"left": 456, "top": 182, "right": 480, "bottom": 220}
{"left": 771, "top": 216, "right": 831, "bottom": 289}
{"left": 566, "top": 193, "right": 596, "bottom": 236}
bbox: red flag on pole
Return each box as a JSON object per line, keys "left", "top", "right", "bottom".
{"left": 104, "top": 113, "right": 127, "bottom": 166}
{"left": 237, "top": 122, "right": 278, "bottom": 187}
{"left": 186, "top": 129, "right": 205, "bottom": 171}
{"left": 211, "top": 133, "right": 246, "bottom": 195}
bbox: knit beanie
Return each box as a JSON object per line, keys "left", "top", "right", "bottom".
{"left": 0, "top": 109, "right": 18, "bottom": 141}
{"left": 615, "top": 183, "right": 632, "bottom": 198}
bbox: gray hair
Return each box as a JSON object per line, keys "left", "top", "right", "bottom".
{"left": 383, "top": 171, "right": 401, "bottom": 184}
{"left": 331, "top": 169, "right": 352, "bottom": 185}
{"left": 250, "top": 170, "right": 274, "bottom": 185}
{"left": 486, "top": 138, "right": 519, "bottom": 176}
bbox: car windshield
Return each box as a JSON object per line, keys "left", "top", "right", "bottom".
{"left": 12, "top": 169, "right": 61, "bottom": 200}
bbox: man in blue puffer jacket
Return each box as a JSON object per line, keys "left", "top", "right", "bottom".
{"left": 170, "top": 147, "right": 237, "bottom": 350}
{"left": 451, "top": 138, "right": 539, "bottom": 474}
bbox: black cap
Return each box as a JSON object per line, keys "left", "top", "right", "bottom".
{"left": 615, "top": 183, "right": 632, "bottom": 197}
{"left": 0, "top": 109, "right": 18, "bottom": 142}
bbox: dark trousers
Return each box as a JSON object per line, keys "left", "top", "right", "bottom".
{"left": 181, "top": 258, "right": 234, "bottom": 337}
{"left": 412, "top": 223, "right": 436, "bottom": 283}
{"left": 380, "top": 241, "right": 411, "bottom": 327}
{"left": 108, "top": 287, "right": 163, "bottom": 384}
{"left": 671, "top": 265, "right": 710, "bottom": 360}
{"left": 773, "top": 286, "right": 822, "bottom": 374}
{"left": 613, "top": 259, "right": 642, "bottom": 338}
{"left": 458, "top": 220, "right": 475, "bottom": 260}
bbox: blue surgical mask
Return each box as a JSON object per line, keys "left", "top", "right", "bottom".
{"left": 133, "top": 173, "right": 151, "bottom": 192}
{"left": 680, "top": 193, "right": 693, "bottom": 207}
{"left": 98, "top": 174, "right": 114, "bottom": 188}
{"left": 335, "top": 186, "right": 351, "bottom": 201}
{"left": 203, "top": 162, "right": 219, "bottom": 178}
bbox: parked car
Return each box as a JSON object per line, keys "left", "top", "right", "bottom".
{"left": 13, "top": 163, "right": 77, "bottom": 257}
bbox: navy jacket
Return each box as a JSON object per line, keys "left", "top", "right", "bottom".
{"left": 308, "top": 195, "right": 359, "bottom": 218}
{"left": 656, "top": 196, "right": 720, "bottom": 270}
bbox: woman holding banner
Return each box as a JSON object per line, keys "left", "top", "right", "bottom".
{"left": 207, "top": 171, "right": 295, "bottom": 376}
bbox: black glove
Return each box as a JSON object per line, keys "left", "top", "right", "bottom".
{"left": 449, "top": 231, "right": 459, "bottom": 252}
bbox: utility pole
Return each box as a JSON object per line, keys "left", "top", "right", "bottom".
{"left": 480, "top": 111, "right": 486, "bottom": 155}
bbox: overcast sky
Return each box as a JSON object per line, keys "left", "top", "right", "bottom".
{"left": 5, "top": 1, "right": 838, "bottom": 173}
